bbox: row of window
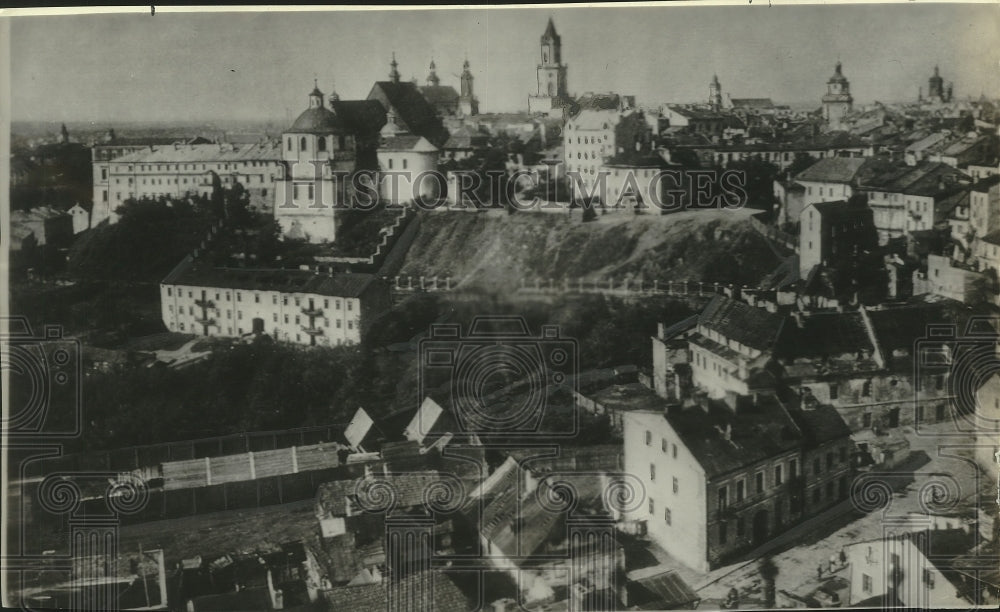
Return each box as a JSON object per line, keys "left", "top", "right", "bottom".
{"left": 643, "top": 431, "right": 680, "bottom": 459}
{"left": 113, "top": 162, "right": 275, "bottom": 173}
{"left": 287, "top": 135, "right": 348, "bottom": 153}
{"left": 172, "top": 321, "right": 357, "bottom": 345}
{"left": 568, "top": 134, "right": 610, "bottom": 145}
{"left": 167, "top": 306, "right": 355, "bottom": 330}
{"left": 166, "top": 288, "right": 354, "bottom": 311}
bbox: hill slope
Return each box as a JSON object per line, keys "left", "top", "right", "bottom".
{"left": 399, "top": 208, "right": 782, "bottom": 291}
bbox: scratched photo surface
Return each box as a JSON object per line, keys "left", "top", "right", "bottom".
{"left": 3, "top": 3, "right": 1000, "bottom": 611}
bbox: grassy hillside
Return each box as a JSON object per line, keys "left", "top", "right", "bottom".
{"left": 400, "top": 208, "right": 781, "bottom": 291}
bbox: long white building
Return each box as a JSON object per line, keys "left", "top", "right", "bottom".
{"left": 94, "top": 142, "right": 283, "bottom": 225}
{"left": 160, "top": 257, "right": 391, "bottom": 347}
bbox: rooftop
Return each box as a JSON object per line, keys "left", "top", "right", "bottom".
{"left": 697, "top": 295, "right": 784, "bottom": 353}
{"left": 795, "top": 156, "right": 869, "bottom": 184}
{"left": 162, "top": 257, "right": 381, "bottom": 298}
{"left": 112, "top": 141, "right": 282, "bottom": 164}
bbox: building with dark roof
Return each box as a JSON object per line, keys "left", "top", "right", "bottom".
{"left": 367, "top": 58, "right": 450, "bottom": 148}
{"left": 859, "top": 161, "right": 972, "bottom": 244}
{"left": 622, "top": 387, "right": 853, "bottom": 572}
{"left": 160, "top": 256, "right": 390, "bottom": 347}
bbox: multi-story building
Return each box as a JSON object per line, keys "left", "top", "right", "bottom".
{"left": 798, "top": 199, "right": 878, "bottom": 277}
{"left": 160, "top": 256, "right": 391, "bottom": 347}
{"left": 622, "top": 389, "right": 852, "bottom": 572}
{"left": 652, "top": 294, "right": 959, "bottom": 436}
{"left": 794, "top": 156, "right": 870, "bottom": 209}
{"left": 274, "top": 84, "right": 386, "bottom": 243}
{"left": 858, "top": 162, "right": 971, "bottom": 245}
{"left": 565, "top": 109, "right": 654, "bottom": 201}
{"left": 845, "top": 533, "right": 972, "bottom": 608}
{"left": 96, "top": 142, "right": 283, "bottom": 225}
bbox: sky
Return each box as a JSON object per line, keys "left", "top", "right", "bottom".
{"left": 8, "top": 3, "right": 1000, "bottom": 123}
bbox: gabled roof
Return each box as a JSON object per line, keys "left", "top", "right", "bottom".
{"left": 795, "top": 156, "right": 868, "bottom": 184}
{"left": 697, "top": 295, "right": 784, "bottom": 353}
{"left": 368, "top": 81, "right": 449, "bottom": 148}
{"left": 418, "top": 85, "right": 460, "bottom": 107}
{"left": 162, "top": 258, "right": 381, "bottom": 299}
{"left": 378, "top": 134, "right": 438, "bottom": 153}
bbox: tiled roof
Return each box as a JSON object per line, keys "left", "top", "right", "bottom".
{"left": 576, "top": 93, "right": 621, "bottom": 112}
{"left": 368, "top": 81, "right": 449, "bottom": 148}
{"left": 567, "top": 108, "right": 619, "bottom": 130}
{"left": 859, "top": 162, "right": 970, "bottom": 197}
{"left": 774, "top": 311, "right": 873, "bottom": 362}
{"left": 865, "top": 302, "right": 954, "bottom": 354}
{"left": 666, "top": 105, "right": 730, "bottom": 121}
{"left": 664, "top": 393, "right": 803, "bottom": 479}
{"left": 628, "top": 570, "right": 700, "bottom": 610}
{"left": 112, "top": 141, "right": 282, "bottom": 163}
{"left": 729, "top": 98, "right": 775, "bottom": 109}
{"left": 162, "top": 258, "right": 381, "bottom": 298}
{"left": 795, "top": 156, "right": 868, "bottom": 184}
{"left": 698, "top": 295, "right": 784, "bottom": 352}
{"left": 418, "top": 85, "right": 460, "bottom": 106}
{"left": 324, "top": 571, "right": 470, "bottom": 612}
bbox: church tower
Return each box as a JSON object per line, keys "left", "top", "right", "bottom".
{"left": 426, "top": 60, "right": 440, "bottom": 87}
{"left": 821, "top": 61, "right": 853, "bottom": 131}
{"left": 928, "top": 65, "right": 944, "bottom": 103}
{"left": 458, "top": 59, "right": 479, "bottom": 116}
{"left": 528, "top": 17, "right": 569, "bottom": 117}
{"left": 709, "top": 74, "right": 722, "bottom": 111}
{"left": 389, "top": 53, "right": 401, "bottom": 84}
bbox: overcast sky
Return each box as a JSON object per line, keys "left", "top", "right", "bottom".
{"left": 9, "top": 3, "right": 1000, "bottom": 123}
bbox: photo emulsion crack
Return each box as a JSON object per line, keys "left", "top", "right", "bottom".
{"left": 2, "top": 3, "right": 1000, "bottom": 611}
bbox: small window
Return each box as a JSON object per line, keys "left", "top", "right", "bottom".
{"left": 736, "top": 480, "right": 745, "bottom": 501}
{"left": 775, "top": 465, "right": 783, "bottom": 486}
{"left": 661, "top": 438, "right": 667, "bottom": 453}
{"left": 862, "top": 574, "right": 872, "bottom": 593}
{"left": 648, "top": 498, "right": 655, "bottom": 515}
{"left": 719, "top": 521, "right": 728, "bottom": 544}
{"left": 718, "top": 486, "right": 728, "bottom": 511}
{"left": 672, "top": 477, "right": 679, "bottom": 494}
{"left": 318, "top": 137, "right": 326, "bottom": 152}
{"left": 664, "top": 508, "right": 671, "bottom": 525}
{"left": 300, "top": 136, "right": 307, "bottom": 151}
{"left": 650, "top": 464, "right": 656, "bottom": 481}
{"left": 645, "top": 431, "right": 652, "bottom": 446}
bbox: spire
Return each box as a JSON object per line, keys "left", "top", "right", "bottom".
{"left": 934, "top": 65, "right": 940, "bottom": 77}
{"left": 543, "top": 16, "right": 557, "bottom": 40}
{"left": 463, "top": 57, "right": 470, "bottom": 72}
{"left": 389, "top": 53, "right": 400, "bottom": 83}
{"left": 328, "top": 82, "right": 340, "bottom": 104}
{"left": 426, "top": 59, "right": 440, "bottom": 86}
{"left": 712, "top": 74, "right": 720, "bottom": 86}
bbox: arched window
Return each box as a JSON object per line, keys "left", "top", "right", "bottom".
{"left": 286, "top": 138, "right": 292, "bottom": 151}
{"left": 300, "top": 136, "right": 307, "bottom": 151}
{"left": 318, "top": 137, "right": 326, "bottom": 152}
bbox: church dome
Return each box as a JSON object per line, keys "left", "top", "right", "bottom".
{"left": 289, "top": 106, "right": 348, "bottom": 134}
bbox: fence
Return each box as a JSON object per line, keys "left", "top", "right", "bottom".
{"left": 29, "top": 465, "right": 363, "bottom": 527}
{"left": 20, "top": 424, "right": 344, "bottom": 482}
{"left": 160, "top": 442, "right": 343, "bottom": 490}
{"left": 515, "top": 277, "right": 739, "bottom": 299}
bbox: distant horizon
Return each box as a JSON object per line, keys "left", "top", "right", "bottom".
{"left": 10, "top": 5, "right": 1000, "bottom": 123}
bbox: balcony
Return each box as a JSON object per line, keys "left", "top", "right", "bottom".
{"left": 301, "top": 325, "right": 324, "bottom": 337}
{"left": 301, "top": 306, "right": 324, "bottom": 318}
{"left": 194, "top": 299, "right": 215, "bottom": 310}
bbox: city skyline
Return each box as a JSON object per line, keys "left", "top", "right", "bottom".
{"left": 9, "top": 3, "right": 1000, "bottom": 123}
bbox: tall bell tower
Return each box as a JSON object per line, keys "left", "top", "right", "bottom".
{"left": 528, "top": 17, "right": 569, "bottom": 116}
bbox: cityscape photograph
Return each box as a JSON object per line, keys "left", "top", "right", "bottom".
{"left": 3, "top": 3, "right": 1000, "bottom": 611}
